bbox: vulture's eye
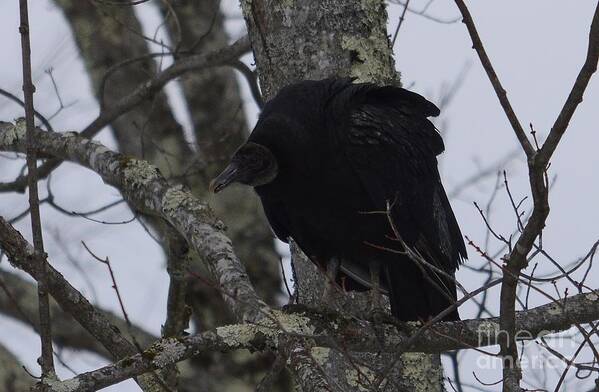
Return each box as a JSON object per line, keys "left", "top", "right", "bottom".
{"left": 254, "top": 156, "right": 271, "bottom": 171}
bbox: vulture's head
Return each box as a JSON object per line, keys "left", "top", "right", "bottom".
{"left": 209, "top": 142, "right": 278, "bottom": 193}
{"left": 210, "top": 78, "right": 349, "bottom": 193}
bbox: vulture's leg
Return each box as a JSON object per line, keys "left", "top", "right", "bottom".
{"left": 369, "top": 260, "right": 385, "bottom": 322}
{"left": 369, "top": 259, "right": 388, "bottom": 348}
{"left": 321, "top": 257, "right": 340, "bottom": 304}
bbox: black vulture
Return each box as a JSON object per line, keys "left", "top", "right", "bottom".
{"left": 210, "top": 78, "right": 467, "bottom": 321}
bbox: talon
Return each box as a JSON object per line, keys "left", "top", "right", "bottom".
{"left": 368, "top": 259, "right": 385, "bottom": 318}
{"left": 321, "top": 257, "right": 340, "bottom": 305}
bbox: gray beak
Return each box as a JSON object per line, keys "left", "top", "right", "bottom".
{"left": 210, "top": 163, "right": 240, "bottom": 193}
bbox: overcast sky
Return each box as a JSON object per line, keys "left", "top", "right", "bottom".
{"left": 1, "top": 1, "right": 598, "bottom": 391}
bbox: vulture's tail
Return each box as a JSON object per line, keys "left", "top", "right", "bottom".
{"left": 383, "top": 260, "right": 459, "bottom": 322}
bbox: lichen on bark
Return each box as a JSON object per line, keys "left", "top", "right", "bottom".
{"left": 241, "top": 0, "right": 397, "bottom": 99}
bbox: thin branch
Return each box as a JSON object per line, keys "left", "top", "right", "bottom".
{"left": 391, "top": 0, "right": 410, "bottom": 48}
{"left": 0, "top": 217, "right": 164, "bottom": 392}
{"left": 32, "top": 290, "right": 599, "bottom": 392}
{"left": 18, "top": 0, "right": 55, "bottom": 380}
{"left": 81, "top": 241, "right": 174, "bottom": 392}
{"left": 537, "top": 3, "right": 599, "bottom": 166}
{"left": 0, "top": 35, "right": 250, "bottom": 194}
{"left": 0, "top": 88, "right": 54, "bottom": 132}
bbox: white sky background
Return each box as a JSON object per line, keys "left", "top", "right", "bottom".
{"left": 0, "top": 1, "right": 598, "bottom": 391}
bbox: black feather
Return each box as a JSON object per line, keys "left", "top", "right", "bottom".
{"left": 241, "top": 78, "right": 467, "bottom": 321}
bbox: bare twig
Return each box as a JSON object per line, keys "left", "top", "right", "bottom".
{"left": 81, "top": 241, "right": 175, "bottom": 391}
{"left": 0, "top": 35, "right": 250, "bottom": 194}
{"left": 0, "top": 88, "right": 54, "bottom": 132}
{"left": 391, "top": 0, "right": 410, "bottom": 48}
{"left": 536, "top": 4, "right": 599, "bottom": 167}
{"left": 18, "top": 0, "right": 55, "bottom": 382}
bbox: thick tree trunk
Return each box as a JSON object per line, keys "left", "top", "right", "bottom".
{"left": 241, "top": 1, "right": 444, "bottom": 390}
{"left": 242, "top": 0, "right": 398, "bottom": 97}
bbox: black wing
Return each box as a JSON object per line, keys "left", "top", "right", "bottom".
{"left": 335, "top": 84, "right": 467, "bottom": 271}
{"left": 259, "top": 194, "right": 291, "bottom": 243}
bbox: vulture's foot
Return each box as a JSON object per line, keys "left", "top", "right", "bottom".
{"left": 321, "top": 257, "right": 340, "bottom": 305}
{"left": 368, "top": 260, "right": 385, "bottom": 319}
{"left": 368, "top": 260, "right": 387, "bottom": 346}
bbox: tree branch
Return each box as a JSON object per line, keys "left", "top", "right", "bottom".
{"left": 0, "top": 216, "right": 165, "bottom": 392}
{"left": 18, "top": 0, "right": 55, "bottom": 380}
{"left": 28, "top": 291, "right": 599, "bottom": 391}
{"left": 538, "top": 3, "right": 599, "bottom": 165}
{"left": 0, "top": 269, "right": 157, "bottom": 357}
{"left": 0, "top": 120, "right": 266, "bottom": 323}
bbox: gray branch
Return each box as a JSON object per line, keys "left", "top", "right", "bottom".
{"left": 0, "top": 269, "right": 157, "bottom": 357}
{"left": 0, "top": 120, "right": 266, "bottom": 324}
{"left": 0, "top": 217, "right": 166, "bottom": 392}
{"left": 17, "top": 290, "right": 599, "bottom": 391}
